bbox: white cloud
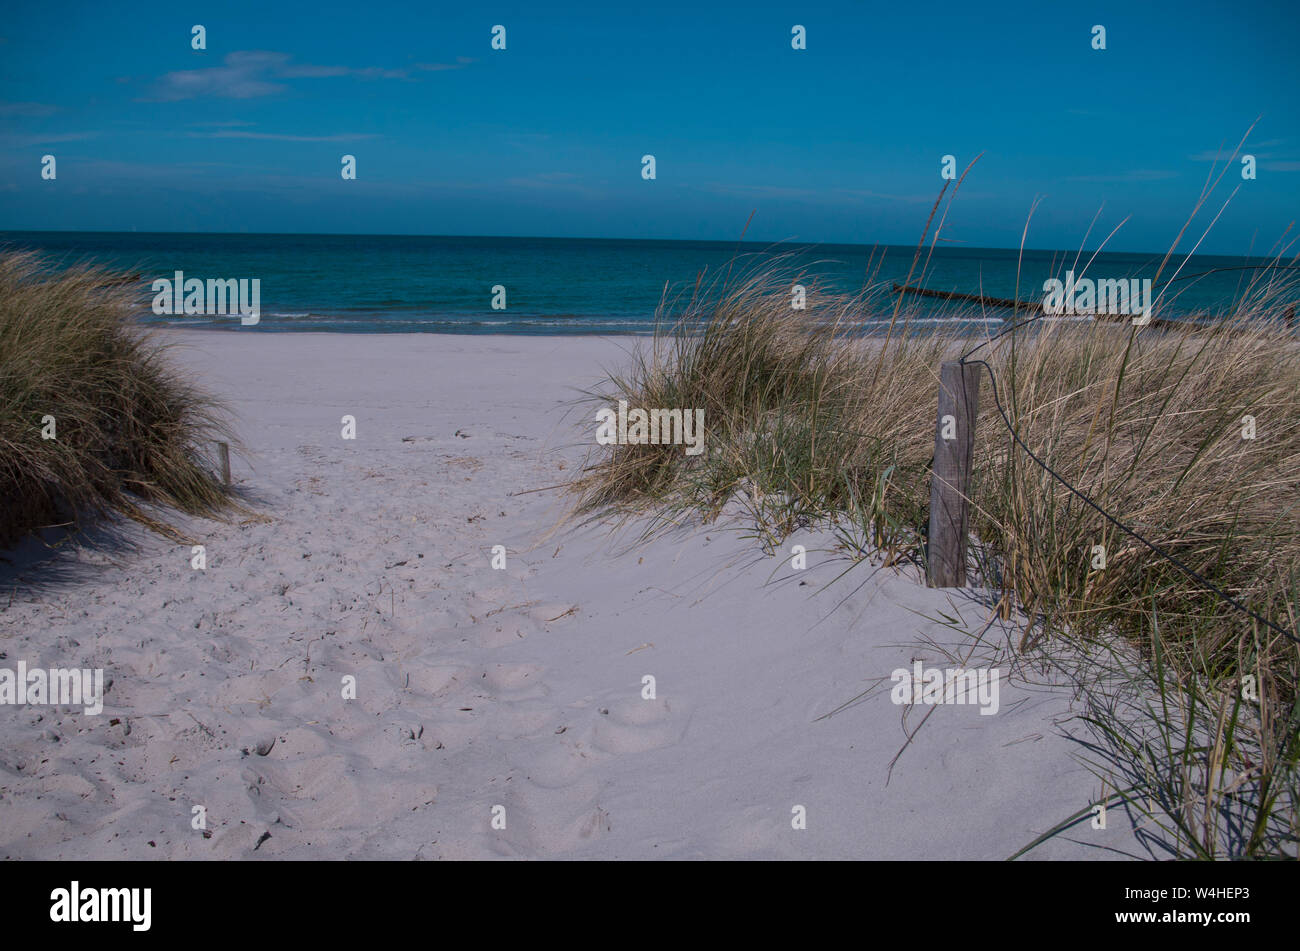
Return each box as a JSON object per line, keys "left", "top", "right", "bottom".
{"left": 145, "top": 51, "right": 471, "bottom": 101}
{"left": 187, "top": 130, "right": 379, "bottom": 142}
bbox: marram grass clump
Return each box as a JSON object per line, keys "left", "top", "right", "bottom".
{"left": 569, "top": 259, "right": 954, "bottom": 554}
{"left": 0, "top": 252, "right": 238, "bottom": 547}
{"left": 569, "top": 257, "right": 1300, "bottom": 858}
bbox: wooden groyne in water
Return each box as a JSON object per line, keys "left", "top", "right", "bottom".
{"left": 891, "top": 282, "right": 1041, "bottom": 312}
{"left": 890, "top": 282, "right": 1201, "bottom": 331}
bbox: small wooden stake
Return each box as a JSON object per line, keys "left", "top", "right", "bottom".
{"left": 927, "top": 361, "right": 981, "bottom": 587}
{"left": 217, "top": 441, "right": 231, "bottom": 486}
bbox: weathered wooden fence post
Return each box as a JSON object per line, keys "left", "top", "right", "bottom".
{"left": 217, "top": 441, "right": 231, "bottom": 486}
{"left": 927, "top": 361, "right": 981, "bottom": 587}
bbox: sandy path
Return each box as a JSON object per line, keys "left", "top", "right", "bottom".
{"left": 0, "top": 332, "right": 1144, "bottom": 859}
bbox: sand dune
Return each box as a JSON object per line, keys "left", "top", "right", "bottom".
{"left": 0, "top": 332, "right": 1148, "bottom": 859}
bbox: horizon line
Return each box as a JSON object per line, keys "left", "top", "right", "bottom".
{"left": 0, "top": 228, "right": 1268, "bottom": 261}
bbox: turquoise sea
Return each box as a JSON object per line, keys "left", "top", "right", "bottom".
{"left": 1, "top": 231, "right": 1293, "bottom": 334}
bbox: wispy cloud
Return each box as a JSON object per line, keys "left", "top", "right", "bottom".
{"left": 502, "top": 171, "right": 606, "bottom": 198}
{"left": 145, "top": 51, "right": 472, "bottom": 101}
{"left": 279, "top": 57, "right": 473, "bottom": 79}
{"left": 187, "top": 130, "right": 379, "bottom": 142}
{"left": 1065, "top": 169, "right": 1178, "bottom": 183}
{"left": 702, "top": 182, "right": 932, "bottom": 204}
{"left": 1189, "top": 139, "right": 1289, "bottom": 162}
{"left": 1189, "top": 150, "right": 1253, "bottom": 161}
{"left": 0, "top": 101, "right": 59, "bottom": 118}
{"left": 839, "top": 188, "right": 936, "bottom": 204}
{"left": 1187, "top": 148, "right": 1300, "bottom": 170}
{"left": 148, "top": 51, "right": 290, "bottom": 101}
{"left": 279, "top": 64, "right": 405, "bottom": 79}
{"left": 5, "top": 131, "right": 98, "bottom": 147}
{"left": 415, "top": 58, "right": 475, "bottom": 72}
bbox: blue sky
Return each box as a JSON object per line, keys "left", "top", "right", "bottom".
{"left": 0, "top": 0, "right": 1296, "bottom": 253}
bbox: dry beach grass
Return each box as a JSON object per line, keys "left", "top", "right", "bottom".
{"left": 570, "top": 258, "right": 1300, "bottom": 857}
{"left": 0, "top": 252, "right": 237, "bottom": 547}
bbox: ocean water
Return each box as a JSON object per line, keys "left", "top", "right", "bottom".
{"left": 1, "top": 231, "right": 1293, "bottom": 334}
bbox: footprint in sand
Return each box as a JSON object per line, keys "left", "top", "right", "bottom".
{"left": 591, "top": 696, "right": 692, "bottom": 755}
{"left": 481, "top": 662, "right": 545, "bottom": 692}
{"left": 486, "top": 698, "right": 556, "bottom": 737}
{"left": 401, "top": 663, "right": 469, "bottom": 697}
{"left": 242, "top": 752, "right": 434, "bottom": 838}
{"left": 489, "top": 773, "right": 609, "bottom": 857}
{"left": 468, "top": 615, "right": 539, "bottom": 649}
{"left": 516, "top": 737, "right": 598, "bottom": 789}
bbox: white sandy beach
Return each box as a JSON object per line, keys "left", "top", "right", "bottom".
{"left": 0, "top": 331, "right": 1149, "bottom": 860}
